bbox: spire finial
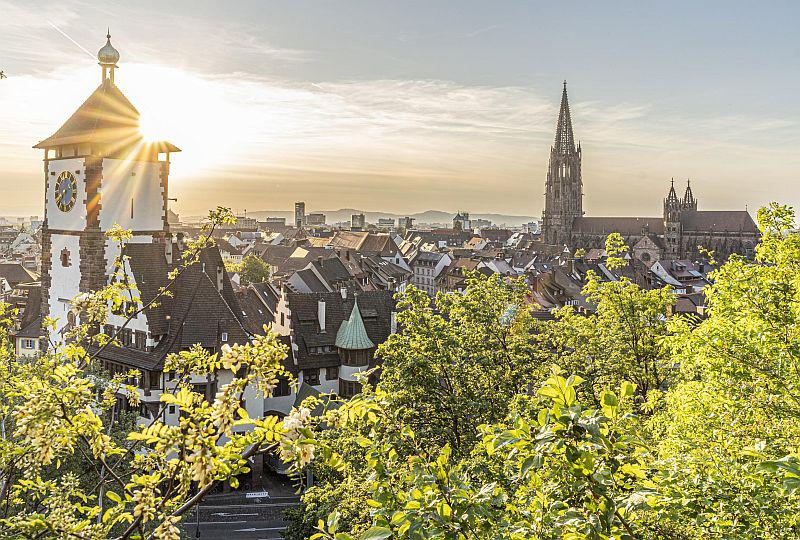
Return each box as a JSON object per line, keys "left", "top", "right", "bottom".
{"left": 98, "top": 31, "right": 120, "bottom": 83}
{"left": 671, "top": 177, "right": 674, "bottom": 186}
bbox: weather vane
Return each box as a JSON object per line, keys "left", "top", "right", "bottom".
{"left": 0, "top": 70, "right": 6, "bottom": 79}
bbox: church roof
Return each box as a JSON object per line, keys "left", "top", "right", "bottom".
{"left": 572, "top": 217, "right": 665, "bottom": 236}
{"left": 679, "top": 210, "right": 758, "bottom": 233}
{"left": 33, "top": 79, "right": 179, "bottom": 152}
{"left": 336, "top": 297, "right": 375, "bottom": 350}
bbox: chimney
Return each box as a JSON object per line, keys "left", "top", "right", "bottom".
{"left": 318, "top": 298, "right": 326, "bottom": 333}
{"left": 165, "top": 234, "right": 173, "bottom": 264}
{"left": 216, "top": 265, "right": 224, "bottom": 292}
{"left": 176, "top": 232, "right": 185, "bottom": 250}
{"left": 317, "top": 256, "right": 323, "bottom": 266}
{"left": 341, "top": 287, "right": 347, "bottom": 300}
{"left": 390, "top": 311, "right": 397, "bottom": 334}
{"left": 388, "top": 277, "right": 396, "bottom": 291}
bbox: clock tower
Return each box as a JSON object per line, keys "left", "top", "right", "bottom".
{"left": 35, "top": 33, "right": 180, "bottom": 339}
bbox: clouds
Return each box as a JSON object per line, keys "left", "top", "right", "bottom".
{"left": 1, "top": 0, "right": 797, "bottom": 217}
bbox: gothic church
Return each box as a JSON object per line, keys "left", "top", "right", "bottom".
{"left": 542, "top": 83, "right": 759, "bottom": 262}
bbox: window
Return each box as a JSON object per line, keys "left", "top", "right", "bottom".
{"left": 168, "top": 405, "right": 176, "bottom": 415}
{"left": 138, "top": 403, "right": 151, "bottom": 419}
{"left": 221, "top": 332, "right": 229, "bottom": 342}
{"left": 280, "top": 312, "right": 285, "bottom": 326}
{"left": 273, "top": 377, "right": 292, "bottom": 397}
{"left": 149, "top": 371, "right": 162, "bottom": 391}
{"left": 339, "top": 378, "right": 362, "bottom": 399}
{"left": 305, "top": 369, "right": 320, "bottom": 386}
{"left": 21, "top": 338, "right": 35, "bottom": 349}
{"left": 326, "top": 366, "right": 339, "bottom": 380}
{"left": 60, "top": 248, "right": 71, "bottom": 267}
{"left": 134, "top": 331, "right": 146, "bottom": 350}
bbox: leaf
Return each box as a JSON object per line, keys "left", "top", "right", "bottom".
{"left": 106, "top": 491, "right": 122, "bottom": 503}
{"left": 620, "top": 381, "right": 636, "bottom": 398}
{"left": 436, "top": 501, "right": 452, "bottom": 520}
{"left": 360, "top": 526, "right": 391, "bottom": 540}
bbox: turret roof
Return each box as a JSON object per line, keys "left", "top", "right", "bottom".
{"left": 335, "top": 296, "right": 375, "bottom": 350}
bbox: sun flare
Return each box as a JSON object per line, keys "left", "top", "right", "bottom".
{"left": 123, "top": 63, "right": 241, "bottom": 179}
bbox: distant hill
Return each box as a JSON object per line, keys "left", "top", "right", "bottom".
{"left": 232, "top": 209, "right": 536, "bottom": 227}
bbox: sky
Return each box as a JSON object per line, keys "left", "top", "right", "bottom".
{"left": 0, "top": 0, "right": 798, "bottom": 218}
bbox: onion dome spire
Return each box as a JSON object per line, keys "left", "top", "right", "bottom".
{"left": 98, "top": 30, "right": 120, "bottom": 83}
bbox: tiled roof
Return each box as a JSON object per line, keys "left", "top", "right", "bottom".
{"left": 293, "top": 268, "right": 329, "bottom": 293}
{"left": 95, "top": 243, "right": 250, "bottom": 371}
{"left": 288, "top": 290, "right": 394, "bottom": 369}
{"left": 0, "top": 263, "right": 39, "bottom": 286}
{"left": 572, "top": 217, "right": 665, "bottom": 236}
{"left": 679, "top": 210, "right": 758, "bottom": 234}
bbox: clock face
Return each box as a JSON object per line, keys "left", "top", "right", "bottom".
{"left": 54, "top": 171, "right": 78, "bottom": 212}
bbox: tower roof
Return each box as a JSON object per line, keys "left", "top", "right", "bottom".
{"left": 34, "top": 33, "right": 179, "bottom": 153}
{"left": 335, "top": 296, "right": 375, "bottom": 350}
{"left": 97, "top": 31, "right": 120, "bottom": 65}
{"left": 34, "top": 80, "right": 139, "bottom": 149}
{"left": 683, "top": 179, "right": 696, "bottom": 206}
{"left": 665, "top": 178, "right": 679, "bottom": 205}
{"left": 553, "top": 81, "right": 576, "bottom": 155}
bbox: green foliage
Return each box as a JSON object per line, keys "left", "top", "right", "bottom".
{"left": 226, "top": 254, "right": 272, "bottom": 286}
{"left": 290, "top": 203, "right": 800, "bottom": 540}
{"left": 307, "top": 373, "right": 649, "bottom": 540}
{"left": 378, "top": 274, "right": 547, "bottom": 455}
{"left": 647, "top": 203, "right": 800, "bottom": 537}
{"left": 0, "top": 208, "right": 302, "bottom": 539}
{"left": 541, "top": 239, "right": 674, "bottom": 405}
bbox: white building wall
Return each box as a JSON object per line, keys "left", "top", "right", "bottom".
{"left": 47, "top": 234, "right": 81, "bottom": 328}
{"left": 99, "top": 158, "right": 164, "bottom": 232}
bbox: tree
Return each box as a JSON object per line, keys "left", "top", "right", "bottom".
{"left": 285, "top": 275, "right": 549, "bottom": 539}
{"left": 226, "top": 254, "right": 271, "bottom": 286}
{"left": 306, "top": 372, "right": 650, "bottom": 540}
{"left": 539, "top": 233, "right": 674, "bottom": 406}
{"left": 0, "top": 209, "right": 305, "bottom": 539}
{"left": 646, "top": 203, "right": 800, "bottom": 538}
{"left": 378, "top": 275, "right": 547, "bottom": 456}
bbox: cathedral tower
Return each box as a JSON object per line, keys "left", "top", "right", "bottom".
{"left": 542, "top": 81, "right": 583, "bottom": 245}
{"left": 35, "top": 33, "right": 179, "bottom": 339}
{"left": 663, "top": 179, "right": 682, "bottom": 259}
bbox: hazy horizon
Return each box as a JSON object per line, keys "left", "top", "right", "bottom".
{"left": 1, "top": 0, "right": 798, "bottom": 218}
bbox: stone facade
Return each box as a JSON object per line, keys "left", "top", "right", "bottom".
{"left": 542, "top": 82, "right": 582, "bottom": 246}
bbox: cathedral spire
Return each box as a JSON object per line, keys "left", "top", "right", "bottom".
{"left": 666, "top": 178, "right": 679, "bottom": 205}
{"left": 554, "top": 80, "right": 576, "bottom": 155}
{"left": 682, "top": 178, "right": 697, "bottom": 210}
